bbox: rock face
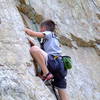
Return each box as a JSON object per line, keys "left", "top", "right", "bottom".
{"left": 29, "top": 0, "right": 100, "bottom": 100}
{"left": 0, "top": 0, "right": 56, "bottom": 100}
{"left": 0, "top": 0, "right": 100, "bottom": 100}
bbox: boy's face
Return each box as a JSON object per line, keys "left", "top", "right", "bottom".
{"left": 40, "top": 26, "right": 47, "bottom": 32}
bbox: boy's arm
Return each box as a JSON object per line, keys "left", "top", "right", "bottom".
{"left": 24, "top": 28, "right": 45, "bottom": 38}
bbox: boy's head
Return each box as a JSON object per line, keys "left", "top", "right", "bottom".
{"left": 40, "top": 20, "right": 56, "bottom": 32}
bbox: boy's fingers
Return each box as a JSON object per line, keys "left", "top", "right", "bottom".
{"left": 27, "top": 38, "right": 35, "bottom": 46}
{"left": 24, "top": 28, "right": 28, "bottom": 32}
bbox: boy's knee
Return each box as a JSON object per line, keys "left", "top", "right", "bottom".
{"left": 30, "top": 46, "right": 39, "bottom": 53}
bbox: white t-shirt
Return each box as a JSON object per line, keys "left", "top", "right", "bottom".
{"left": 42, "top": 31, "right": 61, "bottom": 56}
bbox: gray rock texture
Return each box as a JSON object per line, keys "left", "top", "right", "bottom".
{"left": 0, "top": 0, "right": 56, "bottom": 100}
{"left": 0, "top": 0, "right": 100, "bottom": 100}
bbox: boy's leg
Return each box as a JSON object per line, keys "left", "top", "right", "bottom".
{"left": 30, "top": 46, "right": 49, "bottom": 75}
{"left": 58, "top": 89, "right": 69, "bottom": 100}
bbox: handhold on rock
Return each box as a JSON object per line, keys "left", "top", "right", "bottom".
{"left": 0, "top": 18, "right": 1, "bottom": 24}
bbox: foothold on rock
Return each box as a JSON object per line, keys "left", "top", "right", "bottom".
{"left": 0, "top": 18, "right": 1, "bottom": 24}
{"left": 96, "top": 13, "right": 100, "bottom": 19}
{"left": 0, "top": 64, "right": 4, "bottom": 66}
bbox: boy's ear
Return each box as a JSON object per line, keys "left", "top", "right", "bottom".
{"left": 43, "top": 26, "right": 46, "bottom": 30}
{"left": 40, "top": 26, "right": 47, "bottom": 32}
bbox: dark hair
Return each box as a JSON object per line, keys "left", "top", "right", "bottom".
{"left": 40, "top": 20, "right": 56, "bottom": 32}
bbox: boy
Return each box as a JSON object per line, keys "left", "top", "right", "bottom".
{"left": 24, "top": 20, "right": 69, "bottom": 100}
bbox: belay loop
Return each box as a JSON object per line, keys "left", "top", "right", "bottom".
{"left": 62, "top": 56, "right": 72, "bottom": 70}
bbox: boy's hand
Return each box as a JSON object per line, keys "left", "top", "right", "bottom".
{"left": 24, "top": 28, "right": 27, "bottom": 32}
{"left": 27, "top": 38, "right": 35, "bottom": 47}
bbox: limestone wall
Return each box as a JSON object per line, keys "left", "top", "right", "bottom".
{"left": 0, "top": 0, "right": 56, "bottom": 100}
{"left": 0, "top": 0, "right": 100, "bottom": 100}
{"left": 28, "top": 0, "right": 100, "bottom": 99}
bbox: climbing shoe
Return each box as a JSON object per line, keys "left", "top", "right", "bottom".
{"left": 42, "top": 72, "right": 54, "bottom": 82}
